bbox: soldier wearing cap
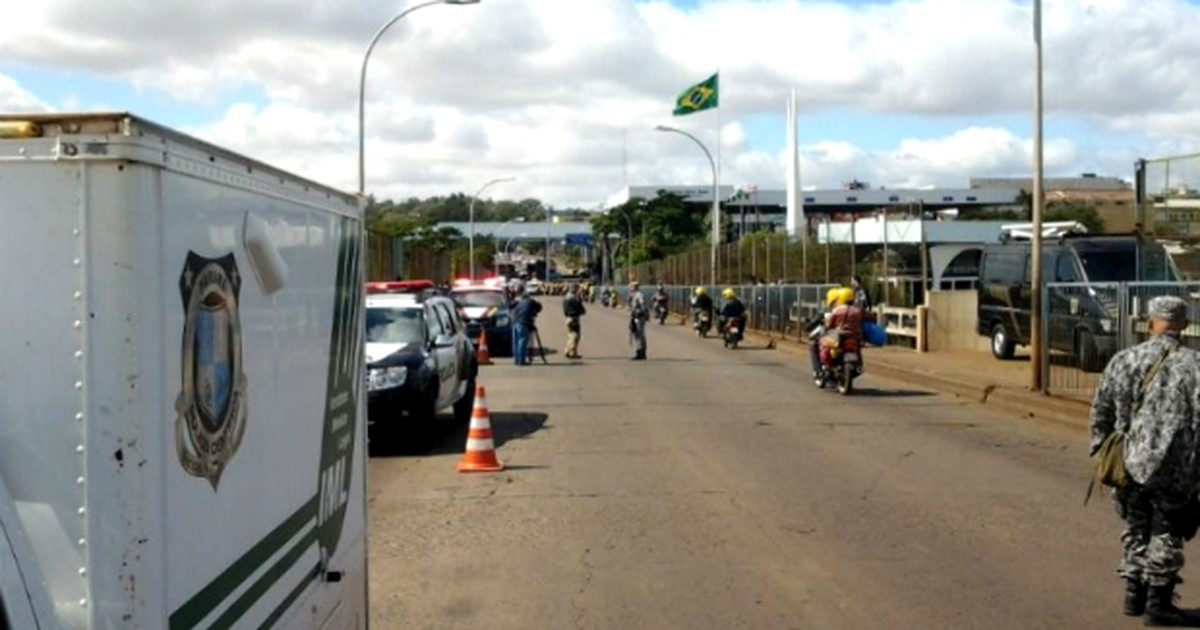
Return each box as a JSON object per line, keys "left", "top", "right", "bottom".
{"left": 627, "top": 281, "right": 649, "bottom": 360}
{"left": 1091, "top": 295, "right": 1200, "bottom": 625}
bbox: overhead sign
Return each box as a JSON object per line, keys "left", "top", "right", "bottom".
{"left": 565, "top": 233, "right": 592, "bottom": 247}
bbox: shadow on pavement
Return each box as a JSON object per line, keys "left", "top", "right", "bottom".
{"left": 369, "top": 411, "right": 550, "bottom": 457}
{"left": 849, "top": 387, "right": 936, "bottom": 398}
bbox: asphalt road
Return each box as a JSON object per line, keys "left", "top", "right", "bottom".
{"left": 367, "top": 297, "right": 1190, "bottom": 629}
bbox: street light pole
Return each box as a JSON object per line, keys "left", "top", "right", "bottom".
{"left": 1031, "top": 0, "right": 1045, "bottom": 393}
{"left": 655, "top": 125, "right": 718, "bottom": 286}
{"left": 357, "top": 0, "right": 480, "bottom": 196}
{"left": 469, "top": 176, "right": 514, "bottom": 279}
{"left": 491, "top": 217, "right": 525, "bottom": 275}
{"left": 612, "top": 207, "right": 633, "bottom": 283}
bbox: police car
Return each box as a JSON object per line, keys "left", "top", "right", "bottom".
{"left": 365, "top": 281, "right": 478, "bottom": 444}
{"left": 450, "top": 278, "right": 513, "bottom": 355}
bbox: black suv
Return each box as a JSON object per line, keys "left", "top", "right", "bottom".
{"left": 977, "top": 235, "right": 1178, "bottom": 371}
{"left": 365, "top": 285, "right": 478, "bottom": 444}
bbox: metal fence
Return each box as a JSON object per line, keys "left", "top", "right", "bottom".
{"left": 627, "top": 237, "right": 861, "bottom": 293}
{"left": 366, "top": 230, "right": 462, "bottom": 282}
{"left": 610, "top": 283, "right": 840, "bottom": 341}
{"left": 1044, "top": 281, "right": 1200, "bottom": 401}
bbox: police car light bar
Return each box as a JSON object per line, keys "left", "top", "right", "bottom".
{"left": 365, "top": 280, "right": 435, "bottom": 294}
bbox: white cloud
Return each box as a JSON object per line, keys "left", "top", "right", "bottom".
{"left": 0, "top": 74, "right": 44, "bottom": 111}
{"left": 3, "top": 0, "right": 1200, "bottom": 206}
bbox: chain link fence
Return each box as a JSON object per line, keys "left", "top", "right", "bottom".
{"left": 629, "top": 236, "right": 859, "bottom": 287}
{"left": 366, "top": 230, "right": 462, "bottom": 282}
{"left": 1044, "top": 281, "right": 1200, "bottom": 401}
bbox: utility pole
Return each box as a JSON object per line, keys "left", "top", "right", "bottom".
{"left": 1030, "top": 0, "right": 1046, "bottom": 393}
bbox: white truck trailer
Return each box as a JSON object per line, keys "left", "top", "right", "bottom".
{"left": 0, "top": 113, "right": 367, "bottom": 629}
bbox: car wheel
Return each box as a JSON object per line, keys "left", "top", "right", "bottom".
{"left": 412, "top": 386, "right": 439, "bottom": 441}
{"left": 454, "top": 370, "right": 477, "bottom": 424}
{"left": 991, "top": 323, "right": 1015, "bottom": 360}
{"left": 367, "top": 412, "right": 399, "bottom": 456}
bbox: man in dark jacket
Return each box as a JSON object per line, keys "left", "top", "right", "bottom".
{"left": 563, "top": 283, "right": 587, "bottom": 359}
{"left": 510, "top": 286, "right": 543, "bottom": 366}
{"left": 719, "top": 287, "right": 747, "bottom": 341}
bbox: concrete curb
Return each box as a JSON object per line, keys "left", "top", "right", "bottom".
{"left": 744, "top": 329, "right": 1090, "bottom": 431}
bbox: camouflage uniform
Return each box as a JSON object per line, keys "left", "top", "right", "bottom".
{"left": 628, "top": 288, "right": 648, "bottom": 359}
{"left": 1090, "top": 331, "right": 1200, "bottom": 587}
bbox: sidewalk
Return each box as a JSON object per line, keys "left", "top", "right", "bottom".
{"left": 751, "top": 331, "right": 1092, "bottom": 430}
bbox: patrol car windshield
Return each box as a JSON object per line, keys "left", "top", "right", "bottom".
{"left": 366, "top": 307, "right": 424, "bottom": 344}
{"left": 452, "top": 291, "right": 506, "bottom": 308}
{"left": 1079, "top": 251, "right": 1137, "bottom": 282}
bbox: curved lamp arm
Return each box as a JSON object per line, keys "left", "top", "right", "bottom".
{"left": 357, "top": 0, "right": 481, "bottom": 195}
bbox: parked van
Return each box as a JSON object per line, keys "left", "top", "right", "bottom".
{"left": 977, "top": 233, "right": 1179, "bottom": 371}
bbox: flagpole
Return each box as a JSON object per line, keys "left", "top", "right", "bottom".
{"left": 714, "top": 69, "right": 722, "bottom": 286}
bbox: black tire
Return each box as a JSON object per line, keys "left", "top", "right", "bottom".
{"left": 406, "top": 388, "right": 438, "bottom": 447}
{"left": 991, "top": 323, "right": 1015, "bottom": 360}
{"left": 454, "top": 370, "right": 477, "bottom": 424}
{"left": 837, "top": 368, "right": 853, "bottom": 395}
{"left": 367, "top": 412, "right": 399, "bottom": 456}
{"left": 1076, "top": 330, "right": 1103, "bottom": 373}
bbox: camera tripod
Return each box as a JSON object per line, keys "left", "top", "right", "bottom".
{"left": 527, "top": 325, "right": 548, "bottom": 365}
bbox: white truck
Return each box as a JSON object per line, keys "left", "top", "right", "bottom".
{"left": 0, "top": 113, "right": 368, "bottom": 629}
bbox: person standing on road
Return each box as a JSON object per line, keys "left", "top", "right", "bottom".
{"left": 851, "top": 275, "right": 872, "bottom": 311}
{"left": 1090, "top": 295, "right": 1200, "bottom": 626}
{"left": 510, "top": 285, "right": 543, "bottom": 366}
{"left": 628, "top": 281, "right": 649, "bottom": 360}
{"left": 563, "top": 283, "right": 587, "bottom": 359}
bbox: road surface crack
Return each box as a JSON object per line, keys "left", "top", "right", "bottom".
{"left": 572, "top": 547, "right": 594, "bottom": 629}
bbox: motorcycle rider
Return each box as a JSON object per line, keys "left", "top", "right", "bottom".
{"left": 653, "top": 284, "right": 670, "bottom": 323}
{"left": 809, "top": 288, "right": 842, "bottom": 378}
{"left": 815, "top": 287, "right": 867, "bottom": 378}
{"left": 718, "top": 288, "right": 747, "bottom": 342}
{"left": 691, "top": 286, "right": 714, "bottom": 333}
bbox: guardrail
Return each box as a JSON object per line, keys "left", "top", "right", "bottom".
{"left": 876, "top": 305, "right": 924, "bottom": 349}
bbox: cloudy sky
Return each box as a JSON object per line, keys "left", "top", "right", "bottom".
{"left": 2, "top": 0, "right": 1199, "bottom": 208}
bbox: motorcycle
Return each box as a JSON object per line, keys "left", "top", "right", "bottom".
{"left": 813, "top": 335, "right": 863, "bottom": 395}
{"left": 694, "top": 309, "right": 712, "bottom": 337}
{"left": 654, "top": 299, "right": 668, "bottom": 325}
{"left": 721, "top": 316, "right": 743, "bottom": 349}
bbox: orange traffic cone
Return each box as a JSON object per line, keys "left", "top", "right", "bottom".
{"left": 457, "top": 385, "right": 504, "bottom": 473}
{"left": 476, "top": 331, "right": 492, "bottom": 365}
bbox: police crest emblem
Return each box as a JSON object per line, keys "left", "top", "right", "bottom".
{"left": 175, "top": 252, "right": 247, "bottom": 490}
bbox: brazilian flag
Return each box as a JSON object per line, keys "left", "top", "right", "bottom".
{"left": 673, "top": 73, "right": 719, "bottom": 116}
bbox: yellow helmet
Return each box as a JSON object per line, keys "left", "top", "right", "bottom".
{"left": 722, "top": 287, "right": 736, "bottom": 299}
{"left": 836, "top": 287, "right": 855, "bottom": 306}
{"left": 694, "top": 286, "right": 706, "bottom": 296}
{"left": 826, "top": 287, "right": 841, "bottom": 306}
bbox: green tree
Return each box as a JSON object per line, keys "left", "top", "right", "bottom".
{"left": 1046, "top": 202, "right": 1105, "bottom": 233}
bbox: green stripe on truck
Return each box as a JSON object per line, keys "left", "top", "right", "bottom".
{"left": 169, "top": 495, "right": 318, "bottom": 630}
